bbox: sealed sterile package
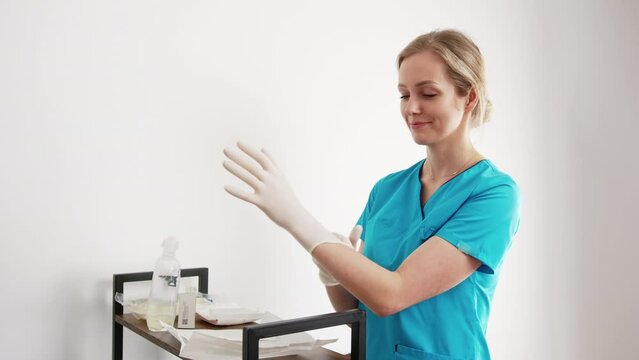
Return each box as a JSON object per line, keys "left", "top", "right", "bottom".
{"left": 114, "top": 292, "right": 149, "bottom": 319}
{"left": 196, "top": 302, "right": 266, "bottom": 326}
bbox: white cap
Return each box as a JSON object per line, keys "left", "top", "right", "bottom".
{"left": 162, "top": 236, "right": 179, "bottom": 255}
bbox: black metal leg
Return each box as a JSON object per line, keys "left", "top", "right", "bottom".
{"left": 351, "top": 315, "right": 366, "bottom": 360}
{"left": 112, "top": 274, "right": 124, "bottom": 360}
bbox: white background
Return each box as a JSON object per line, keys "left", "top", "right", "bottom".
{"left": 1, "top": 0, "right": 637, "bottom": 359}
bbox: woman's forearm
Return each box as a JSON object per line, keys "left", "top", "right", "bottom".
{"left": 312, "top": 242, "right": 401, "bottom": 317}
{"left": 286, "top": 211, "right": 401, "bottom": 316}
{"left": 325, "top": 284, "right": 359, "bottom": 312}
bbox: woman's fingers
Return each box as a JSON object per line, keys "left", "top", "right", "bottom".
{"left": 331, "top": 232, "right": 350, "bottom": 244}
{"left": 223, "top": 147, "right": 264, "bottom": 180}
{"left": 224, "top": 185, "right": 259, "bottom": 205}
{"left": 223, "top": 142, "right": 290, "bottom": 221}
{"left": 237, "top": 141, "right": 274, "bottom": 171}
{"left": 223, "top": 160, "right": 261, "bottom": 190}
{"left": 260, "top": 147, "right": 278, "bottom": 167}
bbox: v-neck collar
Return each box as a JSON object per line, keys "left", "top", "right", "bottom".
{"left": 417, "top": 158, "right": 488, "bottom": 220}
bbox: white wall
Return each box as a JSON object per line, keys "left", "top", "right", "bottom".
{"left": 1, "top": 1, "right": 637, "bottom": 359}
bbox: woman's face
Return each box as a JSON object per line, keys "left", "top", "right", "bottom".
{"left": 398, "top": 51, "right": 472, "bottom": 146}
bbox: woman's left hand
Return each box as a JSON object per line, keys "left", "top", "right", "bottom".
{"left": 313, "top": 225, "right": 364, "bottom": 286}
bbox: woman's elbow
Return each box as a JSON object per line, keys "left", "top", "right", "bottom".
{"left": 368, "top": 283, "right": 431, "bottom": 317}
{"left": 368, "top": 297, "right": 402, "bottom": 318}
{"left": 370, "top": 307, "right": 397, "bottom": 318}
{"left": 367, "top": 274, "right": 408, "bottom": 317}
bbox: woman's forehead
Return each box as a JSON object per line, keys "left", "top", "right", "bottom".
{"left": 398, "top": 51, "right": 450, "bottom": 87}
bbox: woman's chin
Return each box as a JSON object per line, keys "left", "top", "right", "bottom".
{"left": 411, "top": 133, "right": 433, "bottom": 146}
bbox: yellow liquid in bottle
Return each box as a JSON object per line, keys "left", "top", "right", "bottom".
{"left": 146, "top": 301, "right": 176, "bottom": 332}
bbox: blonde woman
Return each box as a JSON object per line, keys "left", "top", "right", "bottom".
{"left": 223, "top": 29, "right": 520, "bottom": 360}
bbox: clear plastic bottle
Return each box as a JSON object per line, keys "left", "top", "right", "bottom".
{"left": 146, "top": 237, "right": 181, "bottom": 332}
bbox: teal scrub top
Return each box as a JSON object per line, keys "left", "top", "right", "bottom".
{"left": 356, "top": 158, "right": 521, "bottom": 360}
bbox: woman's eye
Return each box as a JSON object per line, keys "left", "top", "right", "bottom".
{"left": 423, "top": 94, "right": 437, "bottom": 98}
{"left": 399, "top": 95, "right": 409, "bottom": 100}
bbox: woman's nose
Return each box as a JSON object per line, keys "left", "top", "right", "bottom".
{"left": 406, "top": 96, "right": 422, "bottom": 115}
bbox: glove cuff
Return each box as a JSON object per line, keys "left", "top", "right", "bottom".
{"left": 319, "top": 269, "right": 340, "bottom": 287}
{"left": 307, "top": 239, "right": 351, "bottom": 255}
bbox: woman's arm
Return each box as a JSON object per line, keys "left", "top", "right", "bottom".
{"left": 312, "top": 235, "right": 480, "bottom": 317}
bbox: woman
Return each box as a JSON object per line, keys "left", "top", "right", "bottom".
{"left": 223, "top": 29, "right": 520, "bottom": 360}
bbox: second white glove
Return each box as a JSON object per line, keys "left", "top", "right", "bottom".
{"left": 313, "top": 225, "right": 363, "bottom": 286}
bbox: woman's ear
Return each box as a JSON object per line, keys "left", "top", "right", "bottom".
{"left": 465, "top": 87, "right": 478, "bottom": 113}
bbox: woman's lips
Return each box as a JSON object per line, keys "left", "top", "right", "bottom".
{"left": 410, "top": 122, "right": 431, "bottom": 129}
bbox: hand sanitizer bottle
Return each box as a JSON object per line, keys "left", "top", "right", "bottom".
{"left": 146, "top": 237, "right": 181, "bottom": 332}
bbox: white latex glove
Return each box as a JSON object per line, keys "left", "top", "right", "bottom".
{"left": 223, "top": 142, "right": 343, "bottom": 253}
{"left": 313, "top": 225, "right": 363, "bottom": 286}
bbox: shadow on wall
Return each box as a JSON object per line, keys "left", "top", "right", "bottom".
{"left": 533, "top": 1, "right": 639, "bottom": 359}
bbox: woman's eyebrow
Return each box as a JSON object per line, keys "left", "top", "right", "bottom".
{"left": 397, "top": 80, "right": 440, "bottom": 88}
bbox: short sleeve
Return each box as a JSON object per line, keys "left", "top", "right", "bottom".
{"left": 434, "top": 180, "right": 521, "bottom": 274}
{"left": 356, "top": 179, "right": 382, "bottom": 242}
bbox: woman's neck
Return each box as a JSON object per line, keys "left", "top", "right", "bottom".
{"left": 424, "top": 141, "right": 483, "bottom": 181}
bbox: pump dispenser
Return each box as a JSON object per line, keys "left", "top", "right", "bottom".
{"left": 146, "top": 237, "right": 181, "bottom": 331}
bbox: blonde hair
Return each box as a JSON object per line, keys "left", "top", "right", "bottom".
{"left": 397, "top": 29, "right": 492, "bottom": 128}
